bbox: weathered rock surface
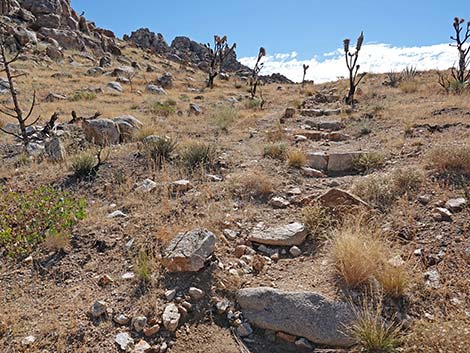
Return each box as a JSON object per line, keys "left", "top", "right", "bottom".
{"left": 249, "top": 222, "right": 307, "bottom": 246}
{"left": 237, "top": 287, "right": 355, "bottom": 347}
{"left": 162, "top": 303, "right": 181, "bottom": 332}
{"left": 162, "top": 229, "right": 216, "bottom": 272}
{"left": 317, "top": 188, "right": 370, "bottom": 210}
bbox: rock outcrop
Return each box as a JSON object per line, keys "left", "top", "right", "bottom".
{"left": 0, "top": 0, "right": 120, "bottom": 54}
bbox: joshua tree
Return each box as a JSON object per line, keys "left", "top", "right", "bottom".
{"left": 250, "top": 47, "right": 265, "bottom": 98}
{"left": 450, "top": 17, "right": 470, "bottom": 84}
{"left": 205, "top": 35, "right": 236, "bottom": 89}
{"left": 302, "top": 64, "right": 309, "bottom": 88}
{"left": 344, "top": 32, "right": 366, "bottom": 107}
{"left": 0, "top": 34, "right": 56, "bottom": 148}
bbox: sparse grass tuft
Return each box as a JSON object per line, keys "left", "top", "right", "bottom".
{"left": 349, "top": 304, "right": 402, "bottom": 353}
{"left": 143, "top": 136, "right": 177, "bottom": 166}
{"left": 352, "top": 168, "right": 424, "bottom": 211}
{"left": 245, "top": 98, "right": 261, "bottom": 110}
{"left": 427, "top": 144, "right": 470, "bottom": 176}
{"left": 0, "top": 186, "right": 86, "bottom": 258}
{"left": 150, "top": 100, "right": 176, "bottom": 116}
{"left": 263, "top": 142, "right": 287, "bottom": 160}
{"left": 287, "top": 148, "right": 307, "bottom": 168}
{"left": 71, "top": 152, "right": 97, "bottom": 178}
{"left": 134, "top": 246, "right": 154, "bottom": 283}
{"left": 180, "top": 141, "right": 216, "bottom": 172}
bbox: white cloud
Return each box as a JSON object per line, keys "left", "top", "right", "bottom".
{"left": 240, "top": 43, "right": 458, "bottom": 83}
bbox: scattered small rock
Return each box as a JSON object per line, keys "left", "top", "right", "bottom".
{"left": 289, "top": 246, "right": 302, "bottom": 257}
{"left": 91, "top": 300, "right": 107, "bottom": 318}
{"left": 162, "top": 303, "right": 181, "bottom": 332}
{"left": 115, "top": 332, "right": 134, "bottom": 352}
{"left": 132, "top": 316, "right": 147, "bottom": 332}
{"left": 188, "top": 287, "right": 204, "bottom": 301}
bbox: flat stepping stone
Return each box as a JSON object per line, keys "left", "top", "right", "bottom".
{"left": 249, "top": 222, "right": 307, "bottom": 246}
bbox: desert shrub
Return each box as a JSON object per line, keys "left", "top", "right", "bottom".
{"left": 352, "top": 168, "right": 424, "bottom": 210}
{"left": 70, "top": 91, "right": 97, "bottom": 102}
{"left": 401, "top": 65, "right": 418, "bottom": 80}
{"left": 302, "top": 203, "right": 334, "bottom": 237}
{"left": 71, "top": 152, "right": 97, "bottom": 177}
{"left": 180, "top": 141, "right": 216, "bottom": 171}
{"left": 144, "top": 136, "right": 177, "bottom": 165}
{"left": 354, "top": 152, "right": 385, "bottom": 173}
{"left": 287, "top": 149, "right": 307, "bottom": 168}
{"left": 330, "top": 216, "right": 386, "bottom": 287}
{"left": 349, "top": 305, "right": 402, "bottom": 353}
{"left": 150, "top": 100, "right": 176, "bottom": 116}
{"left": 427, "top": 144, "right": 470, "bottom": 176}
{"left": 231, "top": 170, "right": 275, "bottom": 201}
{"left": 263, "top": 142, "right": 287, "bottom": 160}
{"left": 0, "top": 186, "right": 86, "bottom": 258}
{"left": 211, "top": 105, "right": 239, "bottom": 132}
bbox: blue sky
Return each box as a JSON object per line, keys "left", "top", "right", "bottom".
{"left": 71, "top": 0, "right": 470, "bottom": 81}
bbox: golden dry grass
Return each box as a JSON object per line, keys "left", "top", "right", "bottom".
{"left": 287, "top": 148, "right": 307, "bottom": 168}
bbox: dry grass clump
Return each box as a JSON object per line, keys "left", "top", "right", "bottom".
{"left": 287, "top": 148, "right": 307, "bottom": 168}
{"left": 427, "top": 144, "right": 470, "bottom": 176}
{"left": 330, "top": 215, "right": 411, "bottom": 296}
{"left": 302, "top": 202, "right": 334, "bottom": 237}
{"left": 352, "top": 168, "right": 424, "bottom": 211}
{"left": 349, "top": 304, "right": 403, "bottom": 353}
{"left": 399, "top": 80, "right": 419, "bottom": 93}
{"left": 179, "top": 141, "right": 217, "bottom": 172}
{"left": 353, "top": 152, "right": 385, "bottom": 173}
{"left": 143, "top": 136, "right": 177, "bottom": 166}
{"left": 263, "top": 142, "right": 287, "bottom": 160}
{"left": 231, "top": 170, "right": 275, "bottom": 201}
{"left": 404, "top": 320, "right": 470, "bottom": 353}
{"left": 330, "top": 217, "right": 386, "bottom": 288}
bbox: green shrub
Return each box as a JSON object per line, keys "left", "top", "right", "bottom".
{"left": 71, "top": 152, "right": 97, "bottom": 177}
{"left": 245, "top": 98, "right": 261, "bottom": 110}
{"left": 180, "top": 141, "right": 216, "bottom": 171}
{"left": 263, "top": 142, "right": 287, "bottom": 160}
{"left": 70, "top": 91, "right": 97, "bottom": 102}
{"left": 0, "top": 186, "right": 86, "bottom": 258}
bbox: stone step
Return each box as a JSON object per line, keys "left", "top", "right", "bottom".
{"left": 306, "top": 151, "right": 366, "bottom": 174}
{"left": 300, "top": 108, "right": 341, "bottom": 117}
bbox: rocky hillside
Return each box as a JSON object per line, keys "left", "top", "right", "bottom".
{"left": 0, "top": 2, "right": 469, "bottom": 353}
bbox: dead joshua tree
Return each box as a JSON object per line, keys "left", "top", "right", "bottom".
{"left": 302, "top": 64, "right": 309, "bottom": 88}
{"left": 451, "top": 17, "right": 470, "bottom": 84}
{"left": 0, "top": 35, "right": 57, "bottom": 148}
{"left": 344, "top": 32, "right": 366, "bottom": 107}
{"left": 250, "top": 47, "right": 265, "bottom": 98}
{"left": 205, "top": 35, "right": 236, "bottom": 89}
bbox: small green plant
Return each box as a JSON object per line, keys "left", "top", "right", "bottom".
{"left": 0, "top": 186, "right": 86, "bottom": 258}
{"left": 180, "top": 141, "right": 216, "bottom": 171}
{"left": 349, "top": 305, "right": 402, "bottom": 353}
{"left": 211, "top": 105, "right": 239, "bottom": 132}
{"left": 263, "top": 142, "right": 287, "bottom": 160}
{"left": 353, "top": 152, "right": 385, "bottom": 173}
{"left": 70, "top": 91, "right": 97, "bottom": 102}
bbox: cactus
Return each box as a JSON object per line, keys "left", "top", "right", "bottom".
{"left": 205, "top": 35, "right": 236, "bottom": 89}
{"left": 344, "top": 32, "right": 366, "bottom": 107}
{"left": 250, "top": 47, "right": 266, "bottom": 99}
{"left": 450, "top": 17, "right": 470, "bottom": 84}
{"left": 302, "top": 64, "right": 310, "bottom": 88}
